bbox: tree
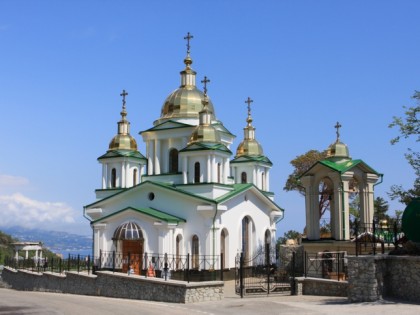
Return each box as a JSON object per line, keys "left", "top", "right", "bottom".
{"left": 389, "top": 91, "right": 420, "bottom": 205}
{"left": 277, "top": 230, "right": 302, "bottom": 245}
{"left": 284, "top": 150, "right": 330, "bottom": 218}
{"left": 374, "top": 196, "right": 390, "bottom": 221}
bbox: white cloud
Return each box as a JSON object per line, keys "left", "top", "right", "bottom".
{"left": 0, "top": 193, "right": 77, "bottom": 230}
{"left": 0, "top": 174, "right": 29, "bottom": 187}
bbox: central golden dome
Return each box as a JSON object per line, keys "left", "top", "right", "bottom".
{"left": 160, "top": 85, "right": 216, "bottom": 120}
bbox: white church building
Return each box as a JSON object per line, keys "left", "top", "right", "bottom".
{"left": 84, "top": 34, "right": 284, "bottom": 274}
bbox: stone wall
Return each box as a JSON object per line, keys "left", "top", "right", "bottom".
{"left": 347, "top": 255, "right": 420, "bottom": 303}
{"left": 2, "top": 268, "right": 223, "bottom": 303}
{"left": 293, "top": 277, "right": 348, "bottom": 297}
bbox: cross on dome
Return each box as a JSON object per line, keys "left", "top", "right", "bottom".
{"left": 120, "top": 89, "right": 128, "bottom": 108}
{"left": 335, "top": 121, "right": 342, "bottom": 141}
{"left": 201, "top": 76, "right": 210, "bottom": 95}
{"left": 245, "top": 97, "right": 253, "bottom": 117}
{"left": 184, "top": 32, "right": 193, "bottom": 54}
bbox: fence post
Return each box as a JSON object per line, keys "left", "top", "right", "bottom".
{"left": 67, "top": 253, "right": 70, "bottom": 272}
{"left": 393, "top": 221, "right": 398, "bottom": 248}
{"left": 304, "top": 251, "right": 307, "bottom": 278}
{"left": 50, "top": 257, "right": 53, "bottom": 273}
{"left": 291, "top": 251, "right": 296, "bottom": 295}
{"left": 99, "top": 249, "right": 102, "bottom": 271}
{"left": 373, "top": 219, "right": 376, "bottom": 255}
{"left": 59, "top": 258, "right": 62, "bottom": 274}
{"left": 240, "top": 252, "right": 244, "bottom": 298}
{"left": 266, "top": 243, "right": 270, "bottom": 295}
{"left": 187, "top": 253, "right": 190, "bottom": 283}
{"left": 355, "top": 220, "right": 359, "bottom": 256}
{"left": 144, "top": 253, "right": 148, "bottom": 278}
{"left": 220, "top": 253, "right": 224, "bottom": 281}
{"left": 112, "top": 251, "right": 115, "bottom": 273}
{"left": 87, "top": 255, "right": 91, "bottom": 274}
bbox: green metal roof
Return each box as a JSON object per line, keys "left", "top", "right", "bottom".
{"left": 301, "top": 158, "right": 380, "bottom": 178}
{"left": 140, "top": 120, "right": 193, "bottom": 134}
{"left": 92, "top": 206, "right": 186, "bottom": 224}
{"left": 98, "top": 149, "right": 146, "bottom": 161}
{"left": 180, "top": 142, "right": 232, "bottom": 154}
{"left": 230, "top": 155, "right": 273, "bottom": 166}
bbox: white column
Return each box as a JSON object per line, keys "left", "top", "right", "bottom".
{"left": 148, "top": 140, "right": 154, "bottom": 175}
{"left": 102, "top": 164, "right": 107, "bottom": 189}
{"left": 301, "top": 175, "right": 320, "bottom": 240}
{"left": 155, "top": 139, "right": 161, "bottom": 175}
{"left": 266, "top": 169, "right": 270, "bottom": 191}
{"left": 182, "top": 156, "right": 188, "bottom": 183}
{"left": 207, "top": 156, "right": 211, "bottom": 182}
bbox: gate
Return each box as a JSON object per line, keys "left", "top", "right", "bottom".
{"left": 235, "top": 245, "right": 294, "bottom": 297}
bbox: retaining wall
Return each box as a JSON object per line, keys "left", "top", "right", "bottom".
{"left": 348, "top": 255, "right": 420, "bottom": 302}
{"left": 2, "top": 268, "right": 223, "bottom": 303}
{"left": 294, "top": 277, "right": 348, "bottom": 297}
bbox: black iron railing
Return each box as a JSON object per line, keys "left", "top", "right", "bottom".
{"left": 304, "top": 251, "right": 347, "bottom": 281}
{"left": 5, "top": 251, "right": 223, "bottom": 283}
{"left": 353, "top": 219, "right": 404, "bottom": 256}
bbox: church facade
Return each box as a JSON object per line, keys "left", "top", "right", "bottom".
{"left": 83, "top": 34, "right": 284, "bottom": 272}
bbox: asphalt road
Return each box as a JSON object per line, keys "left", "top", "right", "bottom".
{"left": 1, "top": 287, "right": 420, "bottom": 315}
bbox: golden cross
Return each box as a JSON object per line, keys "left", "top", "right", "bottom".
{"left": 184, "top": 32, "right": 193, "bottom": 54}
{"left": 120, "top": 89, "right": 128, "bottom": 108}
{"left": 201, "top": 76, "right": 210, "bottom": 95}
{"left": 245, "top": 97, "right": 253, "bottom": 116}
{"left": 335, "top": 121, "right": 342, "bottom": 141}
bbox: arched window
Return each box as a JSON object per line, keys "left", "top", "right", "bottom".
{"left": 192, "top": 235, "right": 199, "bottom": 269}
{"left": 217, "top": 163, "right": 221, "bottom": 183}
{"left": 194, "top": 162, "right": 200, "bottom": 183}
{"left": 133, "top": 169, "right": 138, "bottom": 186}
{"left": 242, "top": 217, "right": 250, "bottom": 264}
{"left": 169, "top": 149, "right": 179, "bottom": 173}
{"left": 111, "top": 168, "right": 117, "bottom": 188}
{"left": 241, "top": 172, "right": 247, "bottom": 184}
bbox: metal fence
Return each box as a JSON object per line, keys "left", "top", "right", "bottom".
{"left": 354, "top": 219, "right": 404, "bottom": 255}
{"left": 5, "top": 251, "right": 223, "bottom": 283}
{"left": 304, "top": 251, "right": 347, "bottom": 281}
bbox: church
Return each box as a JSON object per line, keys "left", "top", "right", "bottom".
{"left": 83, "top": 33, "right": 284, "bottom": 273}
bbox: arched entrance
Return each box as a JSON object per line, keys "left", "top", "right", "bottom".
{"left": 113, "top": 222, "right": 144, "bottom": 275}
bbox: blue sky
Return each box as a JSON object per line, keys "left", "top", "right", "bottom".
{"left": 0, "top": 1, "right": 419, "bottom": 237}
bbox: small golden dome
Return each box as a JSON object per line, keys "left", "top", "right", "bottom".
{"left": 236, "top": 139, "right": 264, "bottom": 157}
{"left": 189, "top": 124, "right": 221, "bottom": 144}
{"left": 108, "top": 89, "right": 138, "bottom": 151}
{"left": 326, "top": 141, "right": 350, "bottom": 159}
{"left": 109, "top": 134, "right": 138, "bottom": 151}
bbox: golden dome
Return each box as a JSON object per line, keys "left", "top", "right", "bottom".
{"left": 326, "top": 122, "right": 350, "bottom": 160}
{"left": 108, "top": 90, "right": 138, "bottom": 151}
{"left": 160, "top": 85, "right": 216, "bottom": 120}
{"left": 188, "top": 94, "right": 221, "bottom": 144}
{"left": 236, "top": 138, "right": 264, "bottom": 157}
{"left": 235, "top": 97, "right": 264, "bottom": 157}
{"left": 326, "top": 140, "right": 349, "bottom": 159}
{"left": 109, "top": 134, "right": 138, "bottom": 151}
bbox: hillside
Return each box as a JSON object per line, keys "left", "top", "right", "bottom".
{"left": 1, "top": 227, "right": 92, "bottom": 258}
{"left": 0, "top": 231, "right": 16, "bottom": 264}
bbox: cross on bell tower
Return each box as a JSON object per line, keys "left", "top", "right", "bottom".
{"left": 245, "top": 97, "right": 253, "bottom": 117}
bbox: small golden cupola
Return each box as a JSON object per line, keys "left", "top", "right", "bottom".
{"left": 157, "top": 32, "right": 216, "bottom": 123}
{"left": 189, "top": 76, "right": 221, "bottom": 144}
{"left": 326, "top": 121, "right": 351, "bottom": 162}
{"left": 236, "top": 97, "right": 264, "bottom": 157}
{"left": 108, "top": 90, "right": 138, "bottom": 151}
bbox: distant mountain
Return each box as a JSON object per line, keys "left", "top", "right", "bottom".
{"left": 1, "top": 226, "right": 92, "bottom": 257}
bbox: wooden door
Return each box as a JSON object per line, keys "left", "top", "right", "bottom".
{"left": 122, "top": 240, "right": 143, "bottom": 275}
